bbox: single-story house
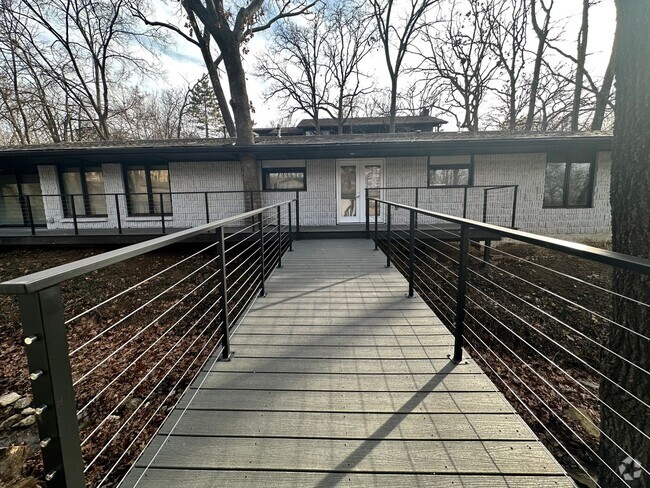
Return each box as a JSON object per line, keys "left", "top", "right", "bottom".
{"left": 0, "top": 131, "right": 612, "bottom": 238}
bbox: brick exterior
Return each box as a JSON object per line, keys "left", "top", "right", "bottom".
{"left": 32, "top": 151, "right": 613, "bottom": 237}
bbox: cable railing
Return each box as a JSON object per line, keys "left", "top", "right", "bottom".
{"left": 0, "top": 199, "right": 295, "bottom": 487}
{"left": 368, "top": 197, "right": 650, "bottom": 487}
{"left": 364, "top": 184, "right": 518, "bottom": 234}
{"left": 0, "top": 189, "right": 302, "bottom": 237}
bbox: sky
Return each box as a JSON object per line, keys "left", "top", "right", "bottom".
{"left": 149, "top": 1, "right": 617, "bottom": 129}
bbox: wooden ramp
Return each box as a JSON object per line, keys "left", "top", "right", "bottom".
{"left": 122, "top": 239, "right": 572, "bottom": 487}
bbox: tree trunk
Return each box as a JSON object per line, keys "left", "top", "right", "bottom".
{"left": 591, "top": 38, "right": 616, "bottom": 131}
{"left": 526, "top": 0, "right": 548, "bottom": 131}
{"left": 571, "top": 0, "right": 589, "bottom": 131}
{"left": 389, "top": 76, "right": 398, "bottom": 133}
{"left": 599, "top": 2, "right": 650, "bottom": 487}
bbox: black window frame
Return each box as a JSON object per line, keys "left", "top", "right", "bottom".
{"left": 122, "top": 163, "right": 172, "bottom": 216}
{"left": 427, "top": 155, "right": 474, "bottom": 188}
{"left": 261, "top": 166, "right": 307, "bottom": 192}
{"left": 542, "top": 160, "right": 596, "bottom": 209}
{"left": 58, "top": 165, "right": 108, "bottom": 218}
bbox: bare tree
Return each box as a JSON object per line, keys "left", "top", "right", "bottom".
{"left": 488, "top": 0, "right": 528, "bottom": 130}
{"left": 526, "top": 0, "right": 554, "bottom": 130}
{"left": 369, "top": 0, "right": 439, "bottom": 133}
{"left": 590, "top": 36, "right": 615, "bottom": 131}
{"left": 417, "top": 0, "right": 500, "bottom": 131}
{"left": 256, "top": 7, "right": 332, "bottom": 135}
{"left": 570, "top": 0, "right": 590, "bottom": 131}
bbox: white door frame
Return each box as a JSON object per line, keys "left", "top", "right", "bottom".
{"left": 336, "top": 159, "right": 384, "bottom": 224}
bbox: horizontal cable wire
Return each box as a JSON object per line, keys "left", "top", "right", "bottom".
{"left": 226, "top": 257, "right": 261, "bottom": 296}
{"left": 73, "top": 269, "right": 220, "bottom": 387}
{"left": 228, "top": 260, "right": 262, "bottom": 307}
{"left": 84, "top": 310, "right": 223, "bottom": 471}
{"left": 80, "top": 301, "right": 220, "bottom": 448}
{"left": 467, "top": 267, "right": 650, "bottom": 378}
{"left": 468, "top": 238, "right": 650, "bottom": 308}
{"left": 463, "top": 302, "right": 650, "bottom": 448}
{"left": 466, "top": 248, "right": 650, "bottom": 342}
{"left": 223, "top": 220, "right": 261, "bottom": 241}
{"left": 76, "top": 283, "right": 221, "bottom": 417}
{"left": 462, "top": 327, "right": 628, "bottom": 487}
{"left": 65, "top": 242, "right": 218, "bottom": 325}
{"left": 69, "top": 256, "right": 219, "bottom": 357}
{"left": 468, "top": 283, "right": 650, "bottom": 439}
{"left": 226, "top": 238, "right": 262, "bottom": 279}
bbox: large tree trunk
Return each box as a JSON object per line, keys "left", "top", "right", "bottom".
{"left": 389, "top": 76, "right": 398, "bottom": 133}
{"left": 221, "top": 39, "right": 260, "bottom": 211}
{"left": 591, "top": 38, "right": 616, "bottom": 131}
{"left": 570, "top": 0, "right": 589, "bottom": 131}
{"left": 526, "top": 0, "right": 549, "bottom": 131}
{"left": 599, "top": 2, "right": 650, "bottom": 487}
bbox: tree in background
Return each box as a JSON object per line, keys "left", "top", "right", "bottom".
{"left": 599, "top": 1, "right": 650, "bottom": 486}
{"left": 369, "top": 0, "right": 439, "bottom": 133}
{"left": 186, "top": 76, "right": 223, "bottom": 138}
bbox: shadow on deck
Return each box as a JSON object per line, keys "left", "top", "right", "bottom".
{"left": 120, "top": 239, "right": 570, "bottom": 487}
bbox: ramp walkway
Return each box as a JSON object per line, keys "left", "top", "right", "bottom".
{"left": 123, "top": 239, "right": 571, "bottom": 487}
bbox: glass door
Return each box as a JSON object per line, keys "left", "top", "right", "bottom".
{"left": 336, "top": 160, "right": 383, "bottom": 223}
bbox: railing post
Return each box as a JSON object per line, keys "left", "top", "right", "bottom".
{"left": 463, "top": 187, "right": 468, "bottom": 219}
{"left": 295, "top": 191, "right": 301, "bottom": 240}
{"left": 483, "top": 239, "right": 492, "bottom": 265}
{"left": 258, "top": 212, "right": 266, "bottom": 297}
{"left": 452, "top": 224, "right": 470, "bottom": 363}
{"left": 277, "top": 206, "right": 282, "bottom": 268}
{"left": 204, "top": 192, "right": 210, "bottom": 225}
{"left": 385, "top": 205, "right": 392, "bottom": 268}
{"left": 26, "top": 195, "right": 36, "bottom": 236}
{"left": 482, "top": 189, "right": 488, "bottom": 223}
{"left": 511, "top": 185, "right": 518, "bottom": 228}
{"left": 216, "top": 227, "right": 232, "bottom": 361}
{"left": 374, "top": 199, "right": 379, "bottom": 251}
{"left": 114, "top": 194, "right": 122, "bottom": 235}
{"left": 159, "top": 193, "right": 166, "bottom": 234}
{"left": 70, "top": 196, "right": 78, "bottom": 235}
{"left": 365, "top": 188, "right": 370, "bottom": 239}
{"left": 414, "top": 187, "right": 419, "bottom": 229}
{"left": 18, "top": 286, "right": 85, "bottom": 487}
{"left": 288, "top": 202, "right": 293, "bottom": 252}
{"left": 407, "top": 209, "right": 415, "bottom": 298}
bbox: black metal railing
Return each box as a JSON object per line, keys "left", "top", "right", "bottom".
{"left": 368, "top": 197, "right": 650, "bottom": 487}
{"left": 364, "top": 185, "right": 518, "bottom": 238}
{"left": 0, "top": 190, "right": 302, "bottom": 237}
{"left": 0, "top": 199, "right": 295, "bottom": 487}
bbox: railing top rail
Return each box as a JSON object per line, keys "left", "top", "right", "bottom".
{"left": 369, "top": 184, "right": 518, "bottom": 190}
{"left": 370, "top": 197, "right": 650, "bottom": 275}
{"left": 0, "top": 199, "right": 295, "bottom": 295}
{"left": 0, "top": 189, "right": 305, "bottom": 198}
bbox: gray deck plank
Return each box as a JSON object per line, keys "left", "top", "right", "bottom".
{"left": 123, "top": 239, "right": 567, "bottom": 488}
{"left": 123, "top": 469, "right": 573, "bottom": 488}
{"left": 135, "top": 436, "right": 564, "bottom": 476}
{"left": 175, "top": 389, "right": 515, "bottom": 414}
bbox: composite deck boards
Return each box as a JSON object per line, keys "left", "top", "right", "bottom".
{"left": 123, "top": 239, "right": 572, "bottom": 488}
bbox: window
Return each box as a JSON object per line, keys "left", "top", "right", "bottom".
{"left": 427, "top": 156, "right": 473, "bottom": 187}
{"left": 124, "top": 164, "right": 171, "bottom": 215}
{"left": 60, "top": 167, "right": 107, "bottom": 217}
{"left": 262, "top": 167, "right": 307, "bottom": 191}
{"left": 543, "top": 161, "right": 595, "bottom": 208}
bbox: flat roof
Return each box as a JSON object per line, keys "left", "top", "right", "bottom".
{"left": 0, "top": 131, "right": 612, "bottom": 167}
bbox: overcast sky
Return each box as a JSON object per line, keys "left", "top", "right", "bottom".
{"left": 151, "top": 1, "right": 617, "bottom": 129}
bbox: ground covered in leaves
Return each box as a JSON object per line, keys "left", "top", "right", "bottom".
{"left": 0, "top": 237, "right": 273, "bottom": 487}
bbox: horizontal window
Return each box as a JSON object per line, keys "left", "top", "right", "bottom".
{"left": 124, "top": 164, "right": 171, "bottom": 215}
{"left": 59, "top": 167, "right": 107, "bottom": 217}
{"left": 262, "top": 167, "right": 306, "bottom": 191}
{"left": 543, "top": 162, "right": 595, "bottom": 208}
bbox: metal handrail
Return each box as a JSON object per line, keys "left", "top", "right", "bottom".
{"left": 0, "top": 200, "right": 295, "bottom": 295}
{"left": 0, "top": 199, "right": 295, "bottom": 487}
{"left": 369, "top": 197, "right": 650, "bottom": 275}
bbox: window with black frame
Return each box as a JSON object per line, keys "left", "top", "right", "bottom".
{"left": 59, "top": 167, "right": 107, "bottom": 217}
{"left": 262, "top": 167, "right": 306, "bottom": 191}
{"left": 427, "top": 156, "right": 473, "bottom": 187}
{"left": 124, "top": 164, "right": 171, "bottom": 215}
{"left": 543, "top": 161, "right": 595, "bottom": 208}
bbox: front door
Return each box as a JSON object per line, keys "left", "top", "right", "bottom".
{"left": 336, "top": 160, "right": 383, "bottom": 224}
